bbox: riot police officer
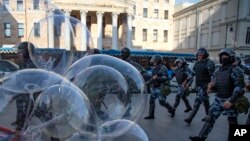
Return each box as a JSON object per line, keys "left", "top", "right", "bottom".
{"left": 12, "top": 42, "right": 36, "bottom": 130}
{"left": 171, "top": 57, "right": 192, "bottom": 113}
{"left": 233, "top": 56, "right": 250, "bottom": 77}
{"left": 121, "top": 47, "right": 145, "bottom": 73}
{"left": 184, "top": 48, "right": 215, "bottom": 124}
{"left": 233, "top": 56, "right": 250, "bottom": 125}
{"left": 120, "top": 47, "right": 146, "bottom": 117}
{"left": 189, "top": 48, "right": 245, "bottom": 141}
{"left": 144, "top": 55, "right": 175, "bottom": 119}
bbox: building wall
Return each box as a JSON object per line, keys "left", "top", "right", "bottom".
{"left": 173, "top": 0, "right": 250, "bottom": 62}
{"left": 132, "top": 0, "right": 174, "bottom": 51}
{"left": 0, "top": 0, "right": 174, "bottom": 51}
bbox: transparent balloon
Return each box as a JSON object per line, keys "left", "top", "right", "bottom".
{"left": 65, "top": 54, "right": 147, "bottom": 121}
{"left": 99, "top": 119, "right": 149, "bottom": 141}
{"left": 29, "top": 84, "right": 97, "bottom": 139}
{"left": 28, "top": 14, "right": 93, "bottom": 74}
{"left": 39, "top": 0, "right": 65, "bottom": 15}
{"left": 0, "top": 69, "right": 97, "bottom": 140}
{"left": 73, "top": 65, "right": 129, "bottom": 125}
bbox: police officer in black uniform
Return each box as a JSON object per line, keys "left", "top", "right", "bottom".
{"left": 144, "top": 55, "right": 175, "bottom": 119}
{"left": 185, "top": 48, "right": 215, "bottom": 124}
{"left": 189, "top": 48, "right": 245, "bottom": 141}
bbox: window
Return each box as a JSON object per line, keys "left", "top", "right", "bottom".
{"left": 17, "top": 0, "right": 24, "bottom": 11}
{"left": 164, "top": 30, "right": 168, "bottom": 42}
{"left": 154, "top": 9, "right": 159, "bottom": 19}
{"left": 246, "top": 27, "right": 250, "bottom": 44}
{"left": 4, "top": 23, "right": 11, "bottom": 37}
{"left": 143, "top": 29, "right": 147, "bottom": 41}
{"left": 18, "top": 23, "right": 24, "bottom": 37}
{"left": 3, "top": 0, "right": 9, "bottom": 10}
{"left": 33, "top": 0, "right": 39, "bottom": 10}
{"left": 153, "top": 29, "right": 158, "bottom": 42}
{"left": 34, "top": 22, "right": 40, "bottom": 37}
{"left": 132, "top": 27, "right": 135, "bottom": 40}
{"left": 143, "top": 8, "right": 148, "bottom": 18}
{"left": 164, "top": 10, "right": 169, "bottom": 20}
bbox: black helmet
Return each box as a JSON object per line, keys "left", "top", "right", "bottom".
{"left": 219, "top": 48, "right": 235, "bottom": 64}
{"left": 17, "top": 42, "right": 35, "bottom": 59}
{"left": 235, "top": 56, "right": 241, "bottom": 65}
{"left": 150, "top": 55, "right": 162, "bottom": 65}
{"left": 121, "top": 47, "right": 130, "bottom": 60}
{"left": 195, "top": 48, "right": 209, "bottom": 59}
{"left": 174, "top": 57, "right": 187, "bottom": 66}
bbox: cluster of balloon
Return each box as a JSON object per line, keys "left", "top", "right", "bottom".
{"left": 0, "top": 69, "right": 96, "bottom": 140}
{"left": 65, "top": 54, "right": 148, "bottom": 140}
{"left": 0, "top": 0, "right": 148, "bottom": 141}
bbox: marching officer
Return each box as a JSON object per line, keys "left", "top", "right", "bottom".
{"left": 144, "top": 55, "right": 175, "bottom": 119}
{"left": 170, "top": 57, "right": 192, "bottom": 113}
{"left": 184, "top": 48, "right": 215, "bottom": 124}
{"left": 189, "top": 48, "right": 245, "bottom": 141}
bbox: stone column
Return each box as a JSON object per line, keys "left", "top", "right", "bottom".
{"left": 112, "top": 12, "right": 119, "bottom": 50}
{"left": 64, "top": 10, "right": 71, "bottom": 50}
{"left": 127, "top": 14, "right": 133, "bottom": 49}
{"left": 208, "top": 7, "right": 214, "bottom": 49}
{"left": 81, "top": 10, "right": 88, "bottom": 51}
{"left": 97, "top": 12, "right": 104, "bottom": 50}
{"left": 48, "top": 10, "right": 54, "bottom": 48}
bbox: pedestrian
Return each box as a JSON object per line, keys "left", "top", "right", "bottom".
{"left": 184, "top": 48, "right": 215, "bottom": 124}
{"left": 189, "top": 48, "right": 245, "bottom": 141}
{"left": 144, "top": 54, "right": 175, "bottom": 119}
{"left": 170, "top": 57, "right": 192, "bottom": 113}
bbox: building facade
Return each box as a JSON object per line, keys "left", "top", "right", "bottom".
{"left": 173, "top": 0, "right": 250, "bottom": 62}
{"left": 0, "top": 0, "right": 174, "bottom": 51}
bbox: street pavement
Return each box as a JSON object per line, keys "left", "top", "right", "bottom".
{"left": 0, "top": 90, "right": 249, "bottom": 141}
{"left": 135, "top": 91, "right": 250, "bottom": 141}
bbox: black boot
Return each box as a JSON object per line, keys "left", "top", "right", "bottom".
{"left": 184, "top": 107, "right": 192, "bottom": 113}
{"left": 144, "top": 115, "right": 155, "bottom": 119}
{"left": 169, "top": 108, "right": 175, "bottom": 118}
{"left": 159, "top": 101, "right": 175, "bottom": 118}
{"left": 184, "top": 118, "right": 192, "bottom": 124}
{"left": 189, "top": 136, "right": 205, "bottom": 141}
{"left": 183, "top": 96, "right": 192, "bottom": 113}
